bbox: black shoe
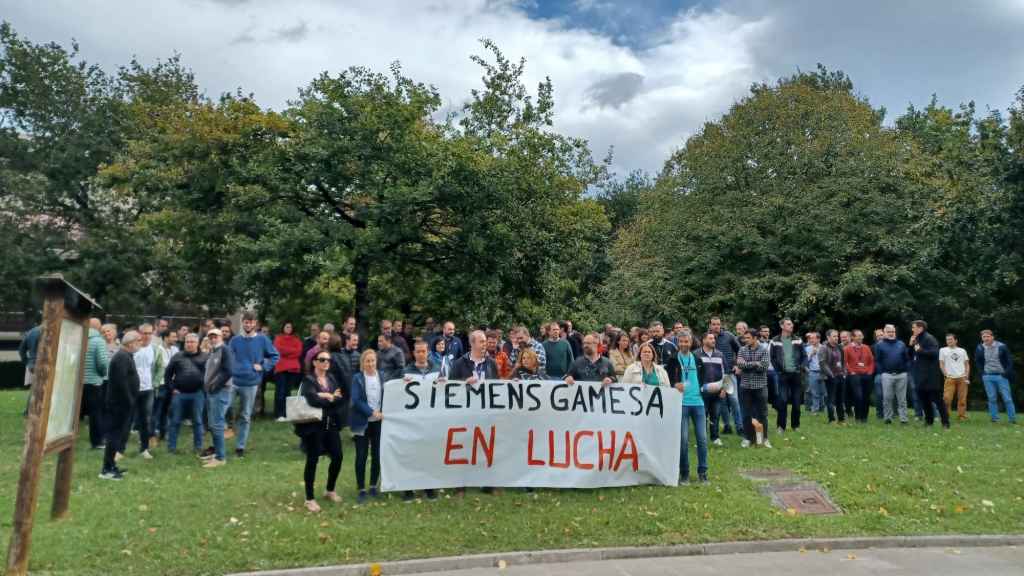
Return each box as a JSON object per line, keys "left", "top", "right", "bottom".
{"left": 699, "top": 473, "right": 709, "bottom": 484}
{"left": 425, "top": 489, "right": 438, "bottom": 500}
{"left": 369, "top": 486, "right": 378, "bottom": 498}
{"left": 99, "top": 468, "right": 124, "bottom": 481}
{"left": 402, "top": 491, "right": 415, "bottom": 503}
{"left": 235, "top": 448, "right": 245, "bottom": 458}
{"left": 481, "top": 487, "right": 494, "bottom": 494}
{"left": 722, "top": 426, "right": 733, "bottom": 435}
{"left": 885, "top": 419, "right": 892, "bottom": 425}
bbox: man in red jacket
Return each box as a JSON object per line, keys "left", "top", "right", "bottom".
{"left": 844, "top": 329, "right": 875, "bottom": 423}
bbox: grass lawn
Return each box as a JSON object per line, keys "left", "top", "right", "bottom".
{"left": 1, "top": 388, "right": 1023, "bottom": 575}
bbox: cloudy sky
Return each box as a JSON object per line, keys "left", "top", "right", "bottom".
{"left": 3, "top": 0, "right": 1023, "bottom": 174}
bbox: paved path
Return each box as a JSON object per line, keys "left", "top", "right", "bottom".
{"left": 412, "top": 546, "right": 1024, "bottom": 576}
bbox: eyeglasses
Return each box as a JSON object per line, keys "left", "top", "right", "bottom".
{"left": 315, "top": 358, "right": 331, "bottom": 363}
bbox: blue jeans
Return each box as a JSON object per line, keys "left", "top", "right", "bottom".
{"left": 206, "top": 388, "right": 232, "bottom": 461}
{"left": 168, "top": 391, "right": 205, "bottom": 451}
{"left": 680, "top": 405, "right": 708, "bottom": 479}
{"left": 807, "top": 371, "right": 825, "bottom": 411}
{"left": 982, "top": 374, "right": 1017, "bottom": 422}
{"left": 231, "top": 385, "right": 259, "bottom": 450}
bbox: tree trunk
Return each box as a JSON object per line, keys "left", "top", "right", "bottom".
{"left": 353, "top": 256, "right": 370, "bottom": 344}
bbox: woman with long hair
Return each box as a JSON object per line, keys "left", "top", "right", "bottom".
{"left": 350, "top": 349, "right": 384, "bottom": 504}
{"left": 608, "top": 330, "right": 635, "bottom": 379}
{"left": 295, "top": 350, "right": 346, "bottom": 512}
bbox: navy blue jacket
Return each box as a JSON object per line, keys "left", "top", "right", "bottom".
{"left": 229, "top": 333, "right": 279, "bottom": 387}
{"left": 349, "top": 372, "right": 384, "bottom": 435}
{"left": 875, "top": 339, "right": 910, "bottom": 373}
{"left": 975, "top": 341, "right": 1015, "bottom": 382}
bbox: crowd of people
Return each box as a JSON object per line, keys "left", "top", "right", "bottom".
{"left": 16, "top": 312, "right": 1019, "bottom": 512}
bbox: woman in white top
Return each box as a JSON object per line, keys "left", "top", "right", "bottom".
{"left": 622, "top": 341, "right": 670, "bottom": 386}
{"left": 351, "top": 349, "right": 384, "bottom": 504}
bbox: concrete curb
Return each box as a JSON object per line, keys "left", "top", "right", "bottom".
{"left": 228, "top": 534, "right": 1024, "bottom": 576}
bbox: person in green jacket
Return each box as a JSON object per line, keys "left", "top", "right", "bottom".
{"left": 83, "top": 318, "right": 110, "bottom": 449}
{"left": 542, "top": 322, "right": 575, "bottom": 379}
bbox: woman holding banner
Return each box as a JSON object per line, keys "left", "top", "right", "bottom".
{"left": 623, "top": 342, "right": 669, "bottom": 386}
{"left": 295, "top": 350, "right": 346, "bottom": 512}
{"left": 350, "top": 349, "right": 384, "bottom": 505}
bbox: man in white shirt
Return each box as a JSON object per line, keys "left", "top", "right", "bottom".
{"left": 133, "top": 323, "right": 157, "bottom": 459}
{"left": 939, "top": 333, "right": 970, "bottom": 422}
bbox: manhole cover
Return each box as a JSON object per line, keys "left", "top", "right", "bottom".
{"left": 773, "top": 487, "right": 840, "bottom": 515}
{"left": 740, "top": 468, "right": 796, "bottom": 481}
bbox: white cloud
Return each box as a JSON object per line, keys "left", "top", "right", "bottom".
{"left": 2, "top": 0, "right": 1022, "bottom": 176}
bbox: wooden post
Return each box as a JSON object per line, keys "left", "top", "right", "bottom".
{"left": 5, "top": 297, "right": 62, "bottom": 576}
{"left": 5, "top": 275, "right": 99, "bottom": 576}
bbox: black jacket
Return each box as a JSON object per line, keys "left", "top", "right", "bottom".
{"left": 294, "top": 373, "right": 347, "bottom": 436}
{"left": 649, "top": 337, "right": 679, "bottom": 366}
{"left": 770, "top": 335, "right": 806, "bottom": 374}
{"left": 911, "top": 331, "right": 942, "bottom": 391}
{"left": 106, "top": 349, "right": 140, "bottom": 409}
{"left": 376, "top": 346, "right": 406, "bottom": 383}
{"left": 450, "top": 354, "right": 499, "bottom": 380}
{"left": 165, "top": 351, "right": 208, "bottom": 394}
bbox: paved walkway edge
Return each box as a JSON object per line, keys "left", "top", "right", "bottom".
{"left": 230, "top": 534, "right": 1024, "bottom": 576}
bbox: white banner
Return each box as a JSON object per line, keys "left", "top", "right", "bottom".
{"left": 380, "top": 378, "right": 681, "bottom": 491}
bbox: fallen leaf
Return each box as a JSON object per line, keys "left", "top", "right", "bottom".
{"left": 847, "top": 553, "right": 857, "bottom": 560}
{"left": 318, "top": 533, "right": 329, "bottom": 544}
{"left": 878, "top": 507, "right": 889, "bottom": 517}
{"left": 703, "top": 512, "right": 712, "bottom": 520}
{"left": 369, "top": 563, "right": 382, "bottom": 576}
{"left": 957, "top": 466, "right": 964, "bottom": 474}
{"left": 121, "top": 549, "right": 132, "bottom": 556}
{"left": 147, "top": 528, "right": 157, "bottom": 534}
{"left": 497, "top": 559, "right": 508, "bottom": 570}
{"left": 798, "top": 547, "right": 807, "bottom": 554}
{"left": 138, "top": 505, "right": 149, "bottom": 512}
{"left": 954, "top": 505, "right": 968, "bottom": 513}
{"left": 981, "top": 500, "right": 994, "bottom": 507}
{"left": 786, "top": 508, "right": 798, "bottom": 517}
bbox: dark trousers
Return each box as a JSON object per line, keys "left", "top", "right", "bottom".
{"left": 917, "top": 388, "right": 950, "bottom": 427}
{"left": 844, "top": 376, "right": 857, "bottom": 417}
{"left": 850, "top": 375, "right": 872, "bottom": 421}
{"left": 703, "top": 393, "right": 721, "bottom": 440}
{"left": 825, "top": 375, "right": 846, "bottom": 422}
{"left": 153, "top": 386, "right": 172, "bottom": 439}
{"left": 354, "top": 420, "right": 382, "bottom": 490}
{"left": 766, "top": 372, "right": 778, "bottom": 409}
{"left": 134, "top": 390, "right": 155, "bottom": 452}
{"left": 83, "top": 384, "right": 106, "bottom": 448}
{"left": 103, "top": 406, "right": 133, "bottom": 470}
{"left": 303, "top": 429, "right": 343, "bottom": 500}
{"left": 275, "top": 372, "right": 302, "bottom": 419}
{"left": 740, "top": 387, "right": 768, "bottom": 443}
{"left": 776, "top": 372, "right": 802, "bottom": 430}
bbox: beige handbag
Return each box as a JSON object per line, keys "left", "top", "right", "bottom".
{"left": 285, "top": 383, "right": 322, "bottom": 423}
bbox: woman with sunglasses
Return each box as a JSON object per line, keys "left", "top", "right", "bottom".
{"left": 295, "top": 351, "right": 346, "bottom": 512}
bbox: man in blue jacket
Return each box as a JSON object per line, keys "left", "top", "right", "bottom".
{"left": 875, "top": 324, "right": 911, "bottom": 424}
{"left": 975, "top": 329, "right": 1016, "bottom": 424}
{"left": 18, "top": 323, "right": 41, "bottom": 416}
{"left": 229, "top": 311, "right": 279, "bottom": 457}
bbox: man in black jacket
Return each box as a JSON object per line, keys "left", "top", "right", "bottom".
{"left": 164, "top": 333, "right": 208, "bottom": 453}
{"left": 910, "top": 320, "right": 949, "bottom": 428}
{"left": 449, "top": 330, "right": 498, "bottom": 382}
{"left": 770, "top": 318, "right": 807, "bottom": 433}
{"left": 101, "top": 331, "right": 142, "bottom": 480}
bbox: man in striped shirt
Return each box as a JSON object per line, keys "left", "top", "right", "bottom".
{"left": 736, "top": 329, "right": 771, "bottom": 448}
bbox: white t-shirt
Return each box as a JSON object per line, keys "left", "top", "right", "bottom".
{"left": 364, "top": 373, "right": 382, "bottom": 420}
{"left": 134, "top": 345, "right": 155, "bottom": 392}
{"left": 939, "top": 347, "right": 968, "bottom": 379}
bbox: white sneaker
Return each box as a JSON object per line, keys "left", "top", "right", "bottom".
{"left": 276, "top": 417, "right": 287, "bottom": 423}
{"left": 140, "top": 450, "right": 154, "bottom": 460}
{"left": 777, "top": 427, "right": 784, "bottom": 435}
{"left": 740, "top": 440, "right": 751, "bottom": 448}
{"left": 763, "top": 440, "right": 773, "bottom": 449}
{"left": 712, "top": 438, "right": 723, "bottom": 446}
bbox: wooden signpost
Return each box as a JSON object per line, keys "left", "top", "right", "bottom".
{"left": 5, "top": 275, "right": 100, "bottom": 576}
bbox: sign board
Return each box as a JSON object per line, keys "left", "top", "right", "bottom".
{"left": 5, "top": 275, "right": 99, "bottom": 576}
{"left": 381, "top": 378, "right": 682, "bottom": 491}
